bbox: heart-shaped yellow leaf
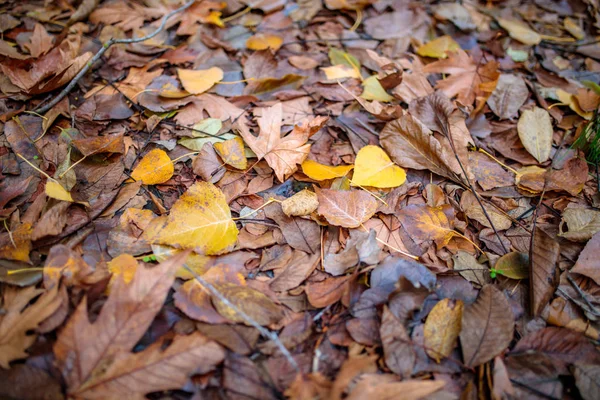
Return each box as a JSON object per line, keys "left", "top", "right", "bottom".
{"left": 214, "top": 137, "right": 247, "bottom": 170}
{"left": 146, "top": 182, "right": 238, "bottom": 255}
{"left": 246, "top": 33, "right": 283, "bottom": 50}
{"left": 301, "top": 159, "right": 354, "bottom": 180}
{"left": 351, "top": 145, "right": 406, "bottom": 188}
{"left": 131, "top": 149, "right": 174, "bottom": 185}
{"left": 177, "top": 67, "right": 224, "bottom": 95}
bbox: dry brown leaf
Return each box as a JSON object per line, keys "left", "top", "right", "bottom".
{"left": 346, "top": 374, "right": 446, "bottom": 400}
{"left": 281, "top": 189, "right": 319, "bottom": 217}
{"left": 571, "top": 231, "right": 600, "bottom": 285}
{"left": 315, "top": 187, "right": 378, "bottom": 228}
{"left": 212, "top": 282, "right": 283, "bottom": 326}
{"left": 397, "top": 204, "right": 459, "bottom": 248}
{"left": 558, "top": 208, "right": 600, "bottom": 242}
{"left": 0, "top": 286, "right": 61, "bottom": 368}
{"left": 460, "top": 191, "right": 512, "bottom": 230}
{"left": 460, "top": 285, "right": 514, "bottom": 367}
{"left": 380, "top": 306, "right": 414, "bottom": 378}
{"left": 487, "top": 74, "right": 529, "bottom": 120}
{"left": 530, "top": 227, "right": 559, "bottom": 316}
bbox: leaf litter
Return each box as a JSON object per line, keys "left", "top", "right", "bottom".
{"left": 1, "top": 0, "right": 600, "bottom": 399}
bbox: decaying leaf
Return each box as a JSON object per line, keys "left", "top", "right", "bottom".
{"left": 315, "top": 187, "right": 378, "bottom": 228}
{"left": 460, "top": 285, "right": 514, "bottom": 367}
{"left": 424, "top": 298, "right": 463, "bottom": 363}
{"left": 281, "top": 189, "right": 319, "bottom": 217}
{"left": 145, "top": 182, "right": 238, "bottom": 255}
{"left": 494, "top": 251, "right": 529, "bottom": 280}
{"left": 558, "top": 208, "right": 600, "bottom": 242}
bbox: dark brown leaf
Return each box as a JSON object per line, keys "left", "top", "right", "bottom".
{"left": 380, "top": 306, "right": 414, "bottom": 378}
{"left": 530, "top": 227, "right": 559, "bottom": 316}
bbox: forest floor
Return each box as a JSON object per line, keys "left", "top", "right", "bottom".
{"left": 1, "top": 0, "right": 600, "bottom": 399}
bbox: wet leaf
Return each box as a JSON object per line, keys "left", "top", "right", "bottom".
{"left": 351, "top": 145, "right": 406, "bottom": 188}
{"left": 424, "top": 298, "right": 463, "bottom": 363}
{"left": 315, "top": 187, "right": 378, "bottom": 228}
{"left": 145, "top": 182, "right": 238, "bottom": 255}
{"left": 460, "top": 285, "right": 514, "bottom": 367}
{"left": 130, "top": 149, "right": 174, "bottom": 185}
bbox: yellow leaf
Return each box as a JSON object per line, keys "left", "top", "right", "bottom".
{"left": 424, "top": 298, "right": 463, "bottom": 363}
{"left": 351, "top": 145, "right": 406, "bottom": 188}
{"left": 246, "top": 33, "right": 283, "bottom": 51}
{"left": 151, "top": 244, "right": 213, "bottom": 279}
{"left": 321, "top": 65, "right": 361, "bottom": 80}
{"left": 205, "top": 11, "right": 225, "bottom": 28}
{"left": 556, "top": 89, "right": 593, "bottom": 120}
{"left": 564, "top": 17, "right": 584, "bottom": 40}
{"left": 214, "top": 137, "right": 247, "bottom": 169}
{"left": 361, "top": 75, "right": 394, "bottom": 102}
{"left": 0, "top": 223, "right": 32, "bottom": 263}
{"left": 145, "top": 182, "right": 238, "bottom": 255}
{"left": 45, "top": 180, "right": 75, "bottom": 203}
{"left": 497, "top": 18, "right": 541, "bottom": 45}
{"left": 301, "top": 159, "right": 354, "bottom": 180}
{"left": 177, "top": 67, "right": 224, "bottom": 95}
{"left": 192, "top": 118, "right": 222, "bottom": 137}
{"left": 106, "top": 254, "right": 138, "bottom": 293}
{"left": 416, "top": 35, "right": 461, "bottom": 59}
{"left": 130, "top": 149, "right": 174, "bottom": 185}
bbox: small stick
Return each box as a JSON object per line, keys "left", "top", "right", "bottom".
{"left": 34, "top": 0, "right": 195, "bottom": 114}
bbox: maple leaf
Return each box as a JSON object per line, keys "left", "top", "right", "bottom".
{"left": 237, "top": 103, "right": 327, "bottom": 182}
{"left": 0, "top": 286, "right": 62, "bottom": 368}
{"left": 423, "top": 50, "right": 499, "bottom": 107}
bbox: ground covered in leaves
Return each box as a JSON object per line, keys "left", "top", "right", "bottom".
{"left": 1, "top": 0, "right": 600, "bottom": 399}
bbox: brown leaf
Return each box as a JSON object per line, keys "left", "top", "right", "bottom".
{"left": 174, "top": 279, "right": 227, "bottom": 324}
{"left": 192, "top": 143, "right": 226, "bottom": 183}
{"left": 315, "top": 188, "right": 378, "bottom": 228}
{"left": 487, "top": 74, "right": 529, "bottom": 119}
{"left": 460, "top": 191, "right": 512, "bottom": 230}
{"left": 530, "top": 227, "right": 559, "bottom": 316}
{"left": 23, "top": 24, "right": 54, "bottom": 58}
{"left": 72, "top": 333, "right": 225, "bottom": 399}
{"left": 264, "top": 201, "right": 321, "bottom": 253}
{"left": 0, "top": 285, "right": 62, "bottom": 368}
{"left": 380, "top": 112, "right": 460, "bottom": 182}
{"left": 468, "top": 151, "right": 515, "bottom": 191}
{"left": 559, "top": 208, "right": 600, "bottom": 242}
{"left": 571, "top": 231, "right": 600, "bottom": 285}
{"left": 331, "top": 355, "right": 378, "bottom": 400}
{"left": 573, "top": 364, "right": 600, "bottom": 400}
{"left": 380, "top": 306, "right": 415, "bottom": 378}
{"left": 324, "top": 229, "right": 381, "bottom": 276}
{"left": 72, "top": 132, "right": 125, "bottom": 156}
{"left": 459, "top": 285, "right": 514, "bottom": 367}
{"left": 516, "top": 156, "right": 588, "bottom": 196}
{"left": 423, "top": 50, "right": 499, "bottom": 106}
{"left": 0, "top": 364, "right": 63, "bottom": 400}
{"left": 270, "top": 250, "right": 320, "bottom": 292}
{"left": 31, "top": 201, "right": 70, "bottom": 241}
{"left": 397, "top": 204, "right": 459, "bottom": 248}
{"left": 424, "top": 298, "right": 463, "bottom": 363}
{"left": 346, "top": 374, "right": 446, "bottom": 400}
{"left": 212, "top": 283, "right": 284, "bottom": 326}
{"left": 306, "top": 274, "right": 352, "bottom": 308}
{"left": 54, "top": 252, "right": 188, "bottom": 391}
{"left": 196, "top": 323, "right": 260, "bottom": 355}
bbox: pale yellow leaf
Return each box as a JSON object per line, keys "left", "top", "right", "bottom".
{"left": 416, "top": 35, "right": 461, "bottom": 59}
{"left": 321, "top": 65, "right": 361, "bottom": 80}
{"left": 246, "top": 33, "right": 283, "bottom": 50}
{"left": 497, "top": 18, "right": 541, "bottom": 45}
{"left": 351, "top": 145, "right": 406, "bottom": 188}
{"left": 177, "top": 67, "right": 224, "bottom": 95}
{"left": 517, "top": 107, "right": 553, "bottom": 163}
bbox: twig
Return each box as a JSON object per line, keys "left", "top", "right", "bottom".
{"left": 34, "top": 0, "right": 195, "bottom": 114}
{"left": 181, "top": 264, "right": 300, "bottom": 373}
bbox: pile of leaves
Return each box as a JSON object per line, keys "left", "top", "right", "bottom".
{"left": 1, "top": 0, "right": 600, "bottom": 398}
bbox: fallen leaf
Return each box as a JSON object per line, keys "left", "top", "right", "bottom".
{"left": 460, "top": 190, "right": 512, "bottom": 230}
{"left": 191, "top": 118, "right": 222, "bottom": 137}
{"left": 246, "top": 33, "right": 283, "bottom": 50}
{"left": 0, "top": 223, "right": 32, "bottom": 262}
{"left": 424, "top": 298, "right": 463, "bottom": 363}
{"left": 306, "top": 274, "right": 352, "bottom": 308}
{"left": 214, "top": 137, "right": 247, "bottom": 170}
{"left": 192, "top": 143, "right": 226, "bottom": 183}
{"left": 380, "top": 306, "right": 414, "bottom": 378}
{"left": 453, "top": 250, "right": 491, "bottom": 285}
{"left": 416, "top": 35, "right": 460, "bottom": 59}
{"left": 324, "top": 229, "right": 381, "bottom": 276}
{"left": 571, "top": 231, "right": 600, "bottom": 285}
{"left": 558, "top": 208, "right": 600, "bottom": 242}
{"left": 460, "top": 285, "right": 514, "bottom": 367}
{"left": 244, "top": 74, "right": 305, "bottom": 97}
{"left": 212, "top": 282, "right": 283, "bottom": 326}
{"left": 423, "top": 50, "right": 499, "bottom": 106}
{"left": 517, "top": 107, "right": 553, "bottom": 163}
{"left": 264, "top": 202, "right": 320, "bottom": 253}
{"left": 397, "top": 204, "right": 459, "bottom": 248}
{"left": 351, "top": 145, "right": 406, "bottom": 188}
{"left": 346, "top": 375, "right": 446, "bottom": 400}
{"left": 315, "top": 187, "right": 378, "bottom": 228}
{"left": 433, "top": 3, "right": 476, "bottom": 31}
{"left": 573, "top": 364, "right": 600, "bottom": 400}
{"left": 301, "top": 159, "right": 354, "bottom": 180}
{"left": 106, "top": 253, "right": 138, "bottom": 292}
{"left": 177, "top": 67, "right": 224, "bottom": 95}
{"left": 321, "top": 65, "right": 361, "bottom": 80}
{"left": 487, "top": 74, "right": 529, "bottom": 119}
{"left": 360, "top": 76, "right": 394, "bottom": 102}
{"left": 497, "top": 17, "right": 542, "bottom": 45}
{"left": 130, "top": 149, "right": 174, "bottom": 185}
{"left": 45, "top": 180, "right": 76, "bottom": 203}
{"left": 556, "top": 89, "right": 594, "bottom": 120}
{"left": 516, "top": 156, "right": 588, "bottom": 196}
{"left": 281, "top": 189, "right": 319, "bottom": 217}
{"left": 145, "top": 182, "right": 238, "bottom": 255}
{"left": 530, "top": 227, "right": 559, "bottom": 316}
{"left": 0, "top": 364, "right": 63, "bottom": 400}
{"left": 0, "top": 286, "right": 61, "bottom": 368}
{"left": 494, "top": 251, "right": 529, "bottom": 279}
{"left": 23, "top": 24, "right": 53, "bottom": 58}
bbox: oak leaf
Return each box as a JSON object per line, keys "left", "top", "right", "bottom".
{"left": 351, "top": 145, "right": 406, "bottom": 188}
{"left": 145, "top": 182, "right": 238, "bottom": 255}
{"left": 315, "top": 187, "right": 378, "bottom": 228}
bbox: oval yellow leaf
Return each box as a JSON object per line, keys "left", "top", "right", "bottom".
{"left": 361, "top": 75, "right": 394, "bottom": 102}
{"left": 351, "top": 145, "right": 406, "bottom": 188}
{"left": 177, "top": 67, "right": 224, "bottom": 95}
{"left": 301, "top": 159, "right": 354, "bottom": 180}
{"left": 246, "top": 33, "right": 283, "bottom": 51}
{"left": 497, "top": 18, "right": 541, "bottom": 45}
{"left": 321, "top": 65, "right": 361, "bottom": 80}
{"left": 146, "top": 182, "right": 238, "bottom": 255}
{"left": 424, "top": 298, "right": 463, "bottom": 363}
{"left": 214, "top": 137, "right": 247, "bottom": 170}
{"left": 45, "top": 180, "right": 75, "bottom": 203}
{"left": 130, "top": 149, "right": 174, "bottom": 185}
{"left": 416, "top": 35, "right": 460, "bottom": 59}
